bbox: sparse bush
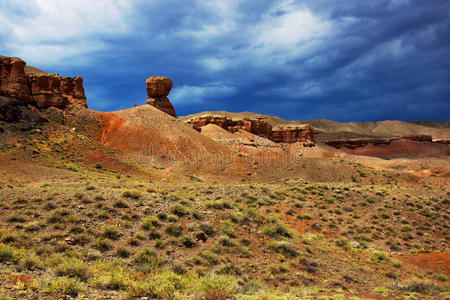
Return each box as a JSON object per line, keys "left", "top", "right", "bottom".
{"left": 220, "top": 220, "right": 235, "bottom": 237}
{"left": 134, "top": 247, "right": 159, "bottom": 273}
{"left": 102, "top": 226, "right": 121, "bottom": 240}
{"left": 122, "top": 190, "right": 141, "bottom": 200}
{"left": 370, "top": 251, "right": 386, "bottom": 263}
{"left": 141, "top": 216, "right": 160, "bottom": 230}
{"left": 56, "top": 257, "right": 89, "bottom": 280}
{"left": 181, "top": 235, "right": 196, "bottom": 248}
{"left": 200, "top": 222, "right": 215, "bottom": 236}
{"left": 263, "top": 216, "right": 292, "bottom": 238}
{"left": 200, "top": 250, "right": 219, "bottom": 265}
{"left": 170, "top": 204, "right": 187, "bottom": 217}
{"left": 165, "top": 224, "right": 183, "bottom": 237}
{"left": 0, "top": 243, "right": 16, "bottom": 263}
{"left": 267, "top": 241, "right": 298, "bottom": 257}
{"left": 116, "top": 246, "right": 132, "bottom": 258}
{"left": 94, "top": 238, "right": 113, "bottom": 252}
{"left": 43, "top": 276, "right": 84, "bottom": 296}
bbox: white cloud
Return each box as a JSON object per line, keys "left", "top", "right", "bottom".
{"left": 0, "top": 0, "right": 132, "bottom": 66}
{"left": 188, "top": 0, "right": 332, "bottom": 73}
{"left": 171, "top": 83, "right": 236, "bottom": 104}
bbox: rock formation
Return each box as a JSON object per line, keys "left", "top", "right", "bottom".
{"left": 325, "top": 135, "right": 433, "bottom": 149}
{"left": 185, "top": 115, "right": 314, "bottom": 145}
{"left": 0, "top": 55, "right": 87, "bottom": 109}
{"left": 272, "top": 124, "right": 314, "bottom": 145}
{"left": 145, "top": 76, "right": 176, "bottom": 117}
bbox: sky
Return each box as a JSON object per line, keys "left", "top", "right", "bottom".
{"left": 0, "top": 0, "right": 449, "bottom": 122}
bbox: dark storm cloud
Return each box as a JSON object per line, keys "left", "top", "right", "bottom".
{"left": 0, "top": 0, "right": 448, "bottom": 121}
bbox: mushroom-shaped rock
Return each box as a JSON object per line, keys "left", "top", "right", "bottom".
{"left": 145, "top": 76, "right": 176, "bottom": 117}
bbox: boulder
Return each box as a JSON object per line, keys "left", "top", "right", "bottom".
{"left": 146, "top": 76, "right": 172, "bottom": 97}
{"left": 145, "top": 76, "right": 176, "bottom": 117}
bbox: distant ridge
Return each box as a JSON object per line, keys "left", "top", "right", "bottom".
{"left": 181, "top": 111, "right": 450, "bottom": 141}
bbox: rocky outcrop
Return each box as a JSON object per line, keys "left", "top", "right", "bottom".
{"left": 0, "top": 56, "right": 87, "bottom": 109}
{"left": 272, "top": 124, "right": 314, "bottom": 146}
{"left": 186, "top": 115, "right": 314, "bottom": 145}
{"left": 325, "top": 135, "right": 433, "bottom": 149}
{"left": 145, "top": 76, "right": 176, "bottom": 117}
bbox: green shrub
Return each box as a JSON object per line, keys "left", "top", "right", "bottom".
{"left": 91, "top": 263, "right": 132, "bottom": 290}
{"left": 43, "top": 276, "right": 84, "bottom": 296}
{"left": 165, "top": 224, "right": 183, "bottom": 237}
{"left": 267, "top": 241, "right": 298, "bottom": 257}
{"left": 200, "top": 250, "right": 219, "bottom": 265}
{"left": 181, "top": 235, "right": 196, "bottom": 248}
{"left": 94, "top": 238, "right": 113, "bottom": 252}
{"left": 220, "top": 220, "right": 235, "bottom": 237}
{"left": 141, "top": 216, "right": 160, "bottom": 230}
{"left": 122, "top": 190, "right": 141, "bottom": 200}
{"left": 102, "top": 226, "right": 121, "bottom": 240}
{"left": 370, "top": 251, "right": 386, "bottom": 263}
{"left": 389, "top": 258, "right": 402, "bottom": 268}
{"left": 436, "top": 274, "right": 447, "bottom": 282}
{"left": 0, "top": 243, "right": 15, "bottom": 263}
{"left": 262, "top": 216, "right": 292, "bottom": 238}
{"left": 200, "top": 222, "right": 215, "bottom": 236}
{"left": 56, "top": 257, "right": 89, "bottom": 280}
{"left": 335, "top": 238, "right": 350, "bottom": 250}
{"left": 205, "top": 200, "right": 232, "bottom": 210}
{"left": 134, "top": 247, "right": 159, "bottom": 273}
{"left": 170, "top": 204, "right": 188, "bottom": 217}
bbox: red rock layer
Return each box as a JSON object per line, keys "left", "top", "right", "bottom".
{"left": 272, "top": 125, "right": 314, "bottom": 146}
{"left": 0, "top": 56, "right": 87, "bottom": 109}
{"left": 186, "top": 115, "right": 314, "bottom": 145}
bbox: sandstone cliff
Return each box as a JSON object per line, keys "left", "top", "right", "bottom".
{"left": 0, "top": 56, "right": 87, "bottom": 109}
{"left": 185, "top": 114, "right": 314, "bottom": 145}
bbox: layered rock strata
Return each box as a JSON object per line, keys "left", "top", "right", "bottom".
{"left": 185, "top": 115, "right": 314, "bottom": 145}
{"left": 325, "top": 135, "right": 433, "bottom": 149}
{"left": 0, "top": 56, "right": 87, "bottom": 109}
